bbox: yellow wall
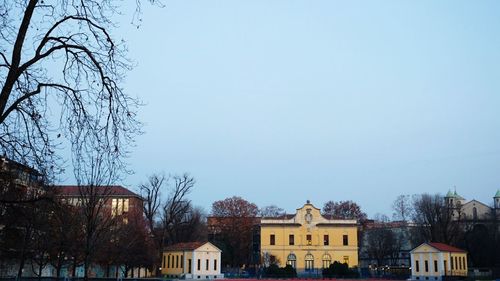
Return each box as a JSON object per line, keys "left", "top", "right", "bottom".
{"left": 411, "top": 244, "right": 468, "bottom": 279}
{"left": 161, "top": 250, "right": 193, "bottom": 276}
{"left": 260, "top": 203, "right": 358, "bottom": 271}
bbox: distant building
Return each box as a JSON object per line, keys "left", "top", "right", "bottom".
{"left": 410, "top": 242, "right": 467, "bottom": 281}
{"left": 161, "top": 242, "right": 223, "bottom": 279}
{"left": 55, "top": 185, "right": 143, "bottom": 223}
{"left": 260, "top": 201, "right": 358, "bottom": 274}
{"left": 0, "top": 157, "right": 44, "bottom": 278}
{"left": 445, "top": 189, "right": 500, "bottom": 221}
{"left": 359, "top": 220, "right": 417, "bottom": 270}
{"left": 0, "top": 156, "right": 44, "bottom": 200}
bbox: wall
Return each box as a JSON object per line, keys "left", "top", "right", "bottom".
{"left": 260, "top": 203, "right": 358, "bottom": 272}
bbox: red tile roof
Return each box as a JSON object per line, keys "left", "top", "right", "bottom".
{"left": 55, "top": 185, "right": 140, "bottom": 198}
{"left": 164, "top": 242, "right": 206, "bottom": 251}
{"left": 428, "top": 242, "right": 466, "bottom": 253}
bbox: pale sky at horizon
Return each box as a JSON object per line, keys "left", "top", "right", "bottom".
{"left": 58, "top": 0, "right": 500, "bottom": 217}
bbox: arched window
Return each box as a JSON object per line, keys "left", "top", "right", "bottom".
{"left": 322, "top": 254, "right": 332, "bottom": 269}
{"left": 305, "top": 254, "right": 314, "bottom": 271}
{"left": 472, "top": 207, "right": 478, "bottom": 220}
{"left": 287, "top": 253, "right": 296, "bottom": 268}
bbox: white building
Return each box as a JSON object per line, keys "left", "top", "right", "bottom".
{"left": 161, "top": 242, "right": 223, "bottom": 279}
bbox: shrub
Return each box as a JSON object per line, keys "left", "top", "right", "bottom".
{"left": 322, "top": 261, "right": 359, "bottom": 278}
{"left": 264, "top": 264, "right": 297, "bottom": 278}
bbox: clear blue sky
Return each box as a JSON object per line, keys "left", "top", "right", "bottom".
{"left": 76, "top": 1, "right": 500, "bottom": 216}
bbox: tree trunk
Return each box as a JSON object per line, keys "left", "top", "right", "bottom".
{"left": 72, "top": 258, "right": 77, "bottom": 277}
{"left": 38, "top": 262, "right": 43, "bottom": 281}
{"left": 0, "top": 0, "right": 38, "bottom": 116}
{"left": 55, "top": 261, "right": 62, "bottom": 279}
{"left": 17, "top": 226, "right": 32, "bottom": 279}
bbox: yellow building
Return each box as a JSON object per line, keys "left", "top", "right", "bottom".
{"left": 260, "top": 201, "right": 358, "bottom": 273}
{"left": 410, "top": 242, "right": 468, "bottom": 281}
{"left": 161, "top": 242, "right": 223, "bottom": 279}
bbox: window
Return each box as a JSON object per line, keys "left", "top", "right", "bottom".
{"left": 206, "top": 259, "right": 209, "bottom": 270}
{"left": 343, "top": 235, "right": 348, "bottom": 246}
{"left": 163, "top": 255, "right": 166, "bottom": 269}
{"left": 455, "top": 257, "right": 458, "bottom": 270}
{"left": 123, "top": 198, "right": 129, "bottom": 212}
{"left": 176, "top": 255, "right": 179, "bottom": 268}
{"left": 112, "top": 198, "right": 118, "bottom": 216}
{"left": 343, "top": 256, "right": 349, "bottom": 265}
{"left": 214, "top": 259, "right": 217, "bottom": 271}
{"left": 462, "top": 257, "right": 466, "bottom": 269}
{"left": 305, "top": 254, "right": 314, "bottom": 271}
{"left": 111, "top": 198, "right": 129, "bottom": 217}
{"left": 168, "top": 255, "right": 171, "bottom": 268}
{"left": 444, "top": 261, "right": 447, "bottom": 272}
{"left": 472, "top": 207, "right": 478, "bottom": 220}
{"left": 270, "top": 234, "right": 275, "bottom": 245}
{"left": 181, "top": 255, "right": 184, "bottom": 268}
{"left": 451, "top": 256, "right": 454, "bottom": 269}
{"left": 434, "top": 260, "right": 438, "bottom": 272}
{"left": 322, "top": 254, "right": 331, "bottom": 269}
{"left": 197, "top": 259, "right": 201, "bottom": 270}
{"left": 324, "top": 235, "right": 329, "bottom": 246}
{"left": 416, "top": 260, "right": 420, "bottom": 272}
{"left": 189, "top": 259, "right": 192, "bottom": 273}
{"left": 306, "top": 234, "right": 312, "bottom": 245}
{"left": 289, "top": 234, "right": 294, "bottom": 245}
{"left": 287, "top": 254, "right": 296, "bottom": 268}
{"left": 425, "top": 260, "right": 429, "bottom": 272}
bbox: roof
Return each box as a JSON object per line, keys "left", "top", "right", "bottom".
{"left": 445, "top": 190, "right": 464, "bottom": 200}
{"left": 427, "top": 242, "right": 466, "bottom": 253}
{"left": 261, "top": 214, "right": 295, "bottom": 220}
{"left": 0, "top": 157, "right": 41, "bottom": 176}
{"left": 495, "top": 190, "right": 500, "bottom": 197}
{"left": 55, "top": 185, "right": 140, "bottom": 198}
{"left": 164, "top": 242, "right": 206, "bottom": 251}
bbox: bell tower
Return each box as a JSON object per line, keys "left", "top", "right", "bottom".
{"left": 494, "top": 190, "right": 500, "bottom": 210}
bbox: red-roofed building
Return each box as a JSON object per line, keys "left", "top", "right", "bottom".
{"left": 410, "top": 242, "right": 468, "bottom": 280}
{"left": 161, "top": 241, "right": 222, "bottom": 279}
{"left": 55, "top": 185, "right": 143, "bottom": 223}
{"left": 427, "top": 243, "right": 467, "bottom": 253}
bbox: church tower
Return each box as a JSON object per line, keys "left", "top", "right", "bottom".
{"left": 494, "top": 190, "right": 500, "bottom": 208}
{"left": 494, "top": 190, "right": 500, "bottom": 217}
{"left": 445, "top": 189, "right": 465, "bottom": 219}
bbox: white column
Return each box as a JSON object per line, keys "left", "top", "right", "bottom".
{"left": 438, "top": 253, "right": 444, "bottom": 276}
{"left": 429, "top": 253, "right": 435, "bottom": 275}
{"left": 192, "top": 251, "right": 197, "bottom": 275}
{"left": 183, "top": 251, "right": 186, "bottom": 274}
{"left": 218, "top": 252, "right": 221, "bottom": 274}
{"left": 419, "top": 254, "right": 424, "bottom": 275}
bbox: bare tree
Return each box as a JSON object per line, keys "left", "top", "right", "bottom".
{"left": 75, "top": 151, "right": 119, "bottom": 281}
{"left": 411, "top": 193, "right": 462, "bottom": 245}
{"left": 364, "top": 227, "right": 396, "bottom": 266}
{"left": 0, "top": 0, "right": 152, "bottom": 181}
{"left": 140, "top": 173, "right": 165, "bottom": 237}
{"left": 139, "top": 173, "right": 196, "bottom": 276}
{"left": 392, "top": 194, "right": 412, "bottom": 222}
{"left": 322, "top": 200, "right": 368, "bottom": 222}
{"left": 210, "top": 196, "right": 259, "bottom": 267}
{"left": 259, "top": 205, "right": 286, "bottom": 218}
{"left": 373, "top": 213, "right": 390, "bottom": 223}
{"left": 46, "top": 200, "right": 83, "bottom": 279}
{"left": 162, "top": 174, "right": 196, "bottom": 244}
